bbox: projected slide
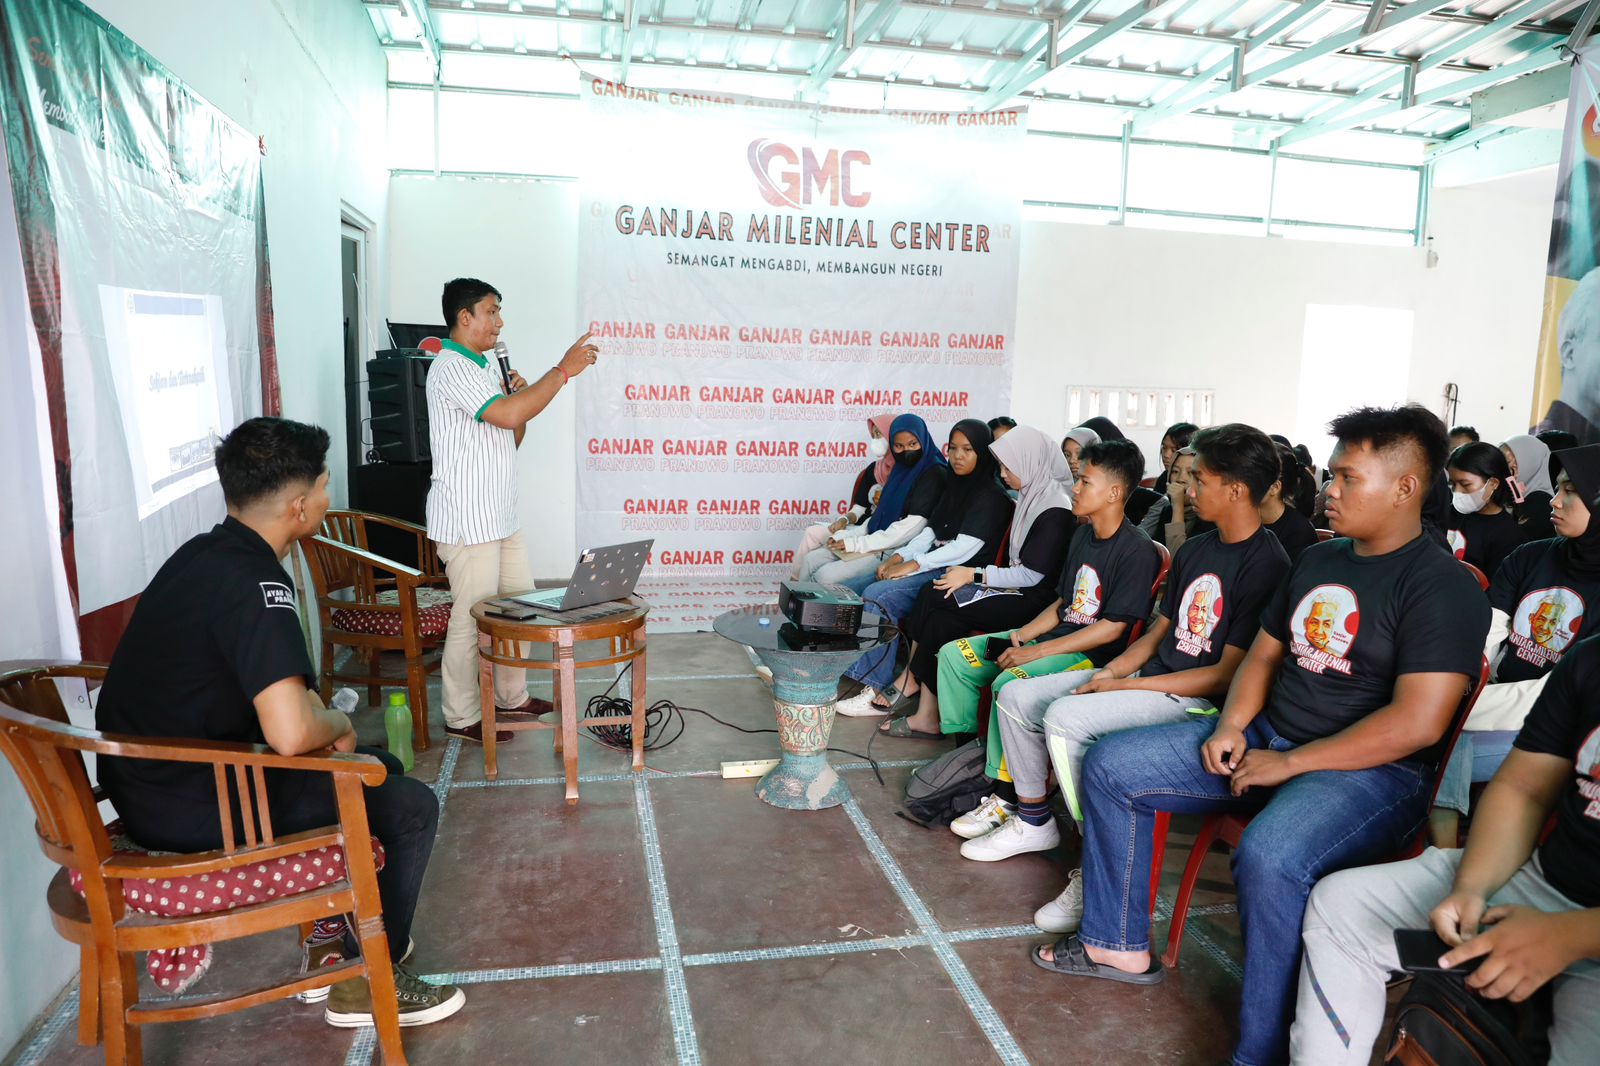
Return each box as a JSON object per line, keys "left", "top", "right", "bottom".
{"left": 99, "top": 287, "right": 234, "bottom": 519}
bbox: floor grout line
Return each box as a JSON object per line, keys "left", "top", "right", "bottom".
{"left": 424, "top": 958, "right": 665, "bottom": 984}
{"left": 634, "top": 777, "right": 703, "bottom": 1065}
{"left": 682, "top": 935, "right": 930, "bottom": 967}
{"left": 341, "top": 1024, "right": 377, "bottom": 1066}
{"left": 841, "top": 795, "right": 1031, "bottom": 1066}
{"left": 11, "top": 980, "right": 78, "bottom": 1066}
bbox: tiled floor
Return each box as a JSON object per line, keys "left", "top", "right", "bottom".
{"left": 11, "top": 632, "right": 1271, "bottom": 1066}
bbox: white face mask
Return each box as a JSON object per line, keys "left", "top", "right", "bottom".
{"left": 1452, "top": 485, "right": 1491, "bottom": 514}
{"left": 868, "top": 437, "right": 888, "bottom": 458}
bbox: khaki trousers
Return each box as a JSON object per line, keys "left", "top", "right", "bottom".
{"left": 436, "top": 530, "right": 534, "bottom": 728}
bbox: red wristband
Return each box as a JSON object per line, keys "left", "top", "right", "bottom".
{"left": 553, "top": 365, "right": 569, "bottom": 385}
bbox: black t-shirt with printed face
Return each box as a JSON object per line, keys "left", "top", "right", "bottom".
{"left": 96, "top": 518, "right": 318, "bottom": 846}
{"left": 1259, "top": 534, "right": 1489, "bottom": 753}
{"left": 1144, "top": 526, "right": 1290, "bottom": 679}
{"left": 1265, "top": 507, "right": 1318, "bottom": 566}
{"left": 1488, "top": 538, "right": 1600, "bottom": 683}
{"left": 1511, "top": 635, "right": 1600, "bottom": 907}
{"left": 1046, "top": 519, "right": 1162, "bottom": 666}
{"left": 1446, "top": 508, "right": 1523, "bottom": 581}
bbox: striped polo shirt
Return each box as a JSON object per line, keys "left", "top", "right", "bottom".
{"left": 425, "top": 339, "right": 518, "bottom": 545}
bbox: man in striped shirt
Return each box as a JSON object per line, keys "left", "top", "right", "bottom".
{"left": 428, "top": 277, "right": 598, "bottom": 744}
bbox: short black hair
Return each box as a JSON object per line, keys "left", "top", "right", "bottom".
{"left": 1327, "top": 404, "right": 1449, "bottom": 479}
{"left": 1447, "top": 442, "right": 1515, "bottom": 509}
{"left": 1080, "top": 438, "right": 1144, "bottom": 492}
{"left": 1189, "top": 424, "right": 1281, "bottom": 505}
{"left": 1448, "top": 425, "right": 1480, "bottom": 442}
{"left": 1267, "top": 433, "right": 1291, "bottom": 448}
{"left": 442, "top": 277, "right": 501, "bottom": 331}
{"left": 987, "top": 416, "right": 1018, "bottom": 432}
{"left": 215, "top": 417, "right": 330, "bottom": 509}
{"left": 1292, "top": 443, "right": 1315, "bottom": 471}
{"left": 1537, "top": 429, "right": 1580, "bottom": 452}
{"left": 1163, "top": 422, "right": 1199, "bottom": 449}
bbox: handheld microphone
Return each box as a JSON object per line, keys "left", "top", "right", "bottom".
{"left": 493, "top": 340, "right": 514, "bottom": 393}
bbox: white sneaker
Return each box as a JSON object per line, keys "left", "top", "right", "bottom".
{"left": 959, "top": 813, "right": 1060, "bottom": 862}
{"left": 754, "top": 663, "right": 774, "bottom": 686}
{"left": 1034, "top": 869, "right": 1084, "bottom": 934}
{"left": 835, "top": 687, "right": 890, "bottom": 717}
{"left": 950, "top": 794, "right": 1017, "bottom": 839}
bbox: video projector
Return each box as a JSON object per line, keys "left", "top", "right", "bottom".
{"left": 778, "top": 581, "right": 865, "bottom": 636}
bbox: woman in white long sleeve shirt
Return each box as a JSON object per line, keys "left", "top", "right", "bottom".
{"left": 788, "top": 414, "right": 895, "bottom": 579}
{"left": 794, "top": 413, "right": 947, "bottom": 589}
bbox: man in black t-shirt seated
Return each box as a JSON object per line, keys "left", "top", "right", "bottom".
{"left": 95, "top": 418, "right": 465, "bottom": 1029}
{"left": 1293, "top": 636, "right": 1600, "bottom": 1063}
{"left": 1031, "top": 405, "right": 1490, "bottom": 1066}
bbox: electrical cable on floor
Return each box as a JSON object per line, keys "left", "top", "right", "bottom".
{"left": 577, "top": 662, "right": 884, "bottom": 784}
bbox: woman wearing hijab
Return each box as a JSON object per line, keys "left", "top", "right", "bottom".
{"left": 834, "top": 420, "right": 1013, "bottom": 706}
{"left": 794, "top": 413, "right": 947, "bottom": 589}
{"left": 1501, "top": 433, "right": 1557, "bottom": 542}
{"left": 1078, "top": 416, "right": 1124, "bottom": 442}
{"left": 1428, "top": 445, "right": 1600, "bottom": 847}
{"left": 1445, "top": 442, "right": 1521, "bottom": 580}
{"left": 840, "top": 426, "right": 1075, "bottom": 717}
{"left": 788, "top": 414, "right": 895, "bottom": 579}
{"left": 1060, "top": 427, "right": 1100, "bottom": 486}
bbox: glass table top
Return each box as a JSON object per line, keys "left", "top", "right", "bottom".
{"left": 712, "top": 605, "right": 890, "bottom": 654}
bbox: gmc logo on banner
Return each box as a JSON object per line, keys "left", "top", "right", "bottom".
{"left": 748, "top": 139, "right": 871, "bottom": 208}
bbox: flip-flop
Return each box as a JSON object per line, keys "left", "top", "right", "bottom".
{"left": 871, "top": 685, "right": 902, "bottom": 708}
{"left": 1030, "top": 935, "right": 1165, "bottom": 985}
{"left": 879, "top": 717, "right": 944, "bottom": 740}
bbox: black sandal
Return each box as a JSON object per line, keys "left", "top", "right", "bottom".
{"left": 1030, "top": 935, "right": 1165, "bottom": 985}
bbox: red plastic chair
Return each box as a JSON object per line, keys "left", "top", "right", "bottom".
{"left": 1461, "top": 561, "right": 1490, "bottom": 592}
{"left": 1315, "top": 528, "right": 1336, "bottom": 543}
{"left": 1155, "top": 657, "right": 1490, "bottom": 968}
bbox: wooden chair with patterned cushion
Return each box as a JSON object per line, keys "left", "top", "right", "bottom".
{"left": 0, "top": 663, "right": 405, "bottom": 1065}
{"left": 302, "top": 511, "right": 451, "bottom": 751}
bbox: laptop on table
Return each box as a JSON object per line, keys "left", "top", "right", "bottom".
{"left": 503, "top": 539, "right": 653, "bottom": 621}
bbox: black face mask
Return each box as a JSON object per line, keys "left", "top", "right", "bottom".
{"left": 894, "top": 447, "right": 922, "bottom": 468}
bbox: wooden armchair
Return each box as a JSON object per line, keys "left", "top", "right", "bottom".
{"left": 302, "top": 510, "right": 451, "bottom": 751}
{"left": 0, "top": 664, "right": 405, "bottom": 1065}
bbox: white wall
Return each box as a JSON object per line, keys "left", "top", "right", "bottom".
{"left": 1, "top": 1, "right": 389, "bottom": 1056}
{"left": 80, "top": 0, "right": 392, "bottom": 502}
{"left": 387, "top": 167, "right": 1556, "bottom": 575}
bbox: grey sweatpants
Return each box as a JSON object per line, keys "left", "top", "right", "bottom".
{"left": 1293, "top": 847, "right": 1600, "bottom": 1065}
{"left": 994, "top": 669, "right": 1213, "bottom": 813}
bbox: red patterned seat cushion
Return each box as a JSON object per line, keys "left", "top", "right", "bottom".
{"left": 70, "top": 824, "right": 385, "bottom": 994}
{"left": 330, "top": 587, "right": 452, "bottom": 639}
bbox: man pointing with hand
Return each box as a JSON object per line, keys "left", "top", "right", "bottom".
{"left": 426, "top": 277, "right": 598, "bottom": 745}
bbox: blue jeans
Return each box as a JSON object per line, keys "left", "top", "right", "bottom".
{"left": 844, "top": 567, "right": 945, "bottom": 690}
{"left": 1078, "top": 716, "right": 1431, "bottom": 1066}
{"left": 1433, "top": 730, "right": 1518, "bottom": 815}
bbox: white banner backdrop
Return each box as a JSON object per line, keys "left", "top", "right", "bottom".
{"left": 575, "top": 76, "right": 1025, "bottom": 631}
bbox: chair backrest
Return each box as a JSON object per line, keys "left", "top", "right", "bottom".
{"left": 1315, "top": 528, "right": 1336, "bottom": 542}
{"left": 1461, "top": 561, "right": 1490, "bottom": 592}
{"left": 1127, "top": 541, "right": 1175, "bottom": 645}
{"left": 0, "top": 663, "right": 106, "bottom": 726}
{"left": 301, "top": 531, "right": 380, "bottom": 606}
{"left": 1422, "top": 656, "right": 1492, "bottom": 811}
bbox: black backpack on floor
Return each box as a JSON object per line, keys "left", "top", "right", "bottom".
{"left": 1386, "top": 972, "right": 1543, "bottom": 1066}
{"left": 900, "top": 738, "right": 991, "bottom": 827}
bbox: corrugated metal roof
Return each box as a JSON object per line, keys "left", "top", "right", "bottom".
{"left": 362, "top": 0, "right": 1588, "bottom": 157}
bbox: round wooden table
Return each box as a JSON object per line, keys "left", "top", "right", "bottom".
{"left": 470, "top": 596, "right": 649, "bottom": 804}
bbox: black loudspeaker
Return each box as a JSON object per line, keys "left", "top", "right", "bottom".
{"left": 367, "top": 349, "right": 433, "bottom": 463}
{"left": 350, "top": 461, "right": 432, "bottom": 569}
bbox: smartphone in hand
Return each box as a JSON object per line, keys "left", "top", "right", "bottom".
{"left": 985, "top": 636, "right": 1014, "bottom": 661}
{"left": 1393, "top": 929, "right": 1482, "bottom": 976}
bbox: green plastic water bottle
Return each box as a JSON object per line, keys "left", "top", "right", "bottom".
{"left": 385, "top": 692, "right": 415, "bottom": 773}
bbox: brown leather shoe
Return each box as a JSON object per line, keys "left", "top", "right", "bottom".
{"left": 495, "top": 697, "right": 553, "bottom": 718}
{"left": 444, "top": 721, "right": 515, "bottom": 745}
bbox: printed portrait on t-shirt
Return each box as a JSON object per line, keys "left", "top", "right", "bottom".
{"left": 1174, "top": 573, "right": 1223, "bottom": 657}
{"left": 868, "top": 484, "right": 883, "bottom": 508}
{"left": 1288, "top": 584, "right": 1359, "bottom": 675}
{"left": 1578, "top": 726, "right": 1600, "bottom": 782}
{"left": 1446, "top": 529, "right": 1467, "bottom": 561}
{"left": 1507, "top": 587, "right": 1585, "bottom": 671}
{"left": 1060, "top": 565, "right": 1103, "bottom": 626}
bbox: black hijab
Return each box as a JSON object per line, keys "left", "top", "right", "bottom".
{"left": 1078, "top": 416, "right": 1125, "bottom": 442}
{"left": 927, "top": 419, "right": 1008, "bottom": 546}
{"left": 1552, "top": 446, "right": 1600, "bottom": 578}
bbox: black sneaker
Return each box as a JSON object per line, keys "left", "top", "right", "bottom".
{"left": 324, "top": 963, "right": 465, "bottom": 1028}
